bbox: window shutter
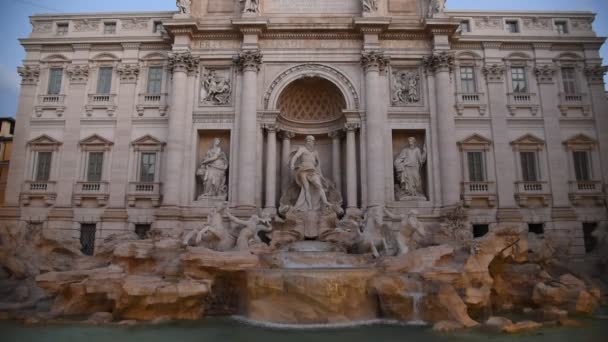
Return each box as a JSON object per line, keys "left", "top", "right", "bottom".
{"left": 96, "top": 67, "right": 113, "bottom": 94}
{"left": 140, "top": 152, "right": 157, "bottom": 183}
{"left": 147, "top": 67, "right": 163, "bottom": 94}
{"left": 573, "top": 151, "right": 590, "bottom": 181}
{"left": 520, "top": 152, "right": 538, "bottom": 182}
{"left": 36, "top": 152, "right": 52, "bottom": 181}
{"left": 48, "top": 68, "right": 63, "bottom": 95}
{"left": 87, "top": 152, "right": 104, "bottom": 182}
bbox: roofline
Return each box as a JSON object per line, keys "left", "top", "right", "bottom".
{"left": 445, "top": 10, "right": 595, "bottom": 16}
{"left": 30, "top": 11, "right": 176, "bottom": 19}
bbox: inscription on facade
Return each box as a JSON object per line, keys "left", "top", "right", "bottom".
{"left": 265, "top": 0, "right": 360, "bottom": 14}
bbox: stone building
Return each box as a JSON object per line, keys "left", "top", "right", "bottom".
{"left": 0, "top": 117, "right": 15, "bottom": 206}
{"left": 1, "top": 0, "right": 607, "bottom": 259}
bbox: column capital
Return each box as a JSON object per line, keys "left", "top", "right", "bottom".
{"left": 328, "top": 130, "right": 344, "bottom": 139}
{"left": 584, "top": 64, "right": 607, "bottom": 85}
{"left": 423, "top": 52, "right": 454, "bottom": 74}
{"left": 279, "top": 130, "right": 296, "bottom": 140}
{"left": 66, "top": 64, "right": 90, "bottom": 85}
{"left": 116, "top": 63, "right": 141, "bottom": 84}
{"left": 344, "top": 122, "right": 361, "bottom": 132}
{"left": 17, "top": 65, "right": 40, "bottom": 85}
{"left": 534, "top": 64, "right": 558, "bottom": 84}
{"left": 264, "top": 123, "right": 278, "bottom": 133}
{"left": 361, "top": 50, "right": 390, "bottom": 73}
{"left": 168, "top": 51, "right": 199, "bottom": 74}
{"left": 482, "top": 63, "right": 506, "bottom": 83}
{"left": 235, "top": 49, "right": 263, "bottom": 73}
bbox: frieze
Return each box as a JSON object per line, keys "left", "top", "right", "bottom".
{"left": 17, "top": 65, "right": 41, "bottom": 85}
{"left": 73, "top": 19, "right": 101, "bottom": 32}
{"left": 192, "top": 113, "right": 235, "bottom": 124}
{"left": 260, "top": 39, "right": 361, "bottom": 49}
{"left": 122, "top": 19, "right": 149, "bottom": 31}
{"left": 32, "top": 21, "right": 52, "bottom": 33}
{"left": 571, "top": 18, "right": 593, "bottom": 31}
{"left": 475, "top": 17, "right": 502, "bottom": 29}
{"left": 66, "top": 65, "right": 90, "bottom": 84}
{"left": 523, "top": 17, "right": 551, "bottom": 30}
{"left": 116, "top": 63, "right": 141, "bottom": 83}
{"left": 264, "top": 0, "right": 359, "bottom": 14}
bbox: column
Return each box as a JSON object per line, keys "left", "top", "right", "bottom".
{"left": 361, "top": 50, "right": 389, "bottom": 208}
{"left": 235, "top": 50, "right": 263, "bottom": 209}
{"left": 264, "top": 124, "right": 278, "bottom": 212}
{"left": 345, "top": 122, "right": 360, "bottom": 211}
{"left": 280, "top": 131, "right": 295, "bottom": 194}
{"left": 585, "top": 65, "right": 608, "bottom": 189}
{"left": 424, "top": 53, "right": 460, "bottom": 208}
{"left": 164, "top": 51, "right": 198, "bottom": 207}
{"left": 329, "top": 130, "right": 343, "bottom": 193}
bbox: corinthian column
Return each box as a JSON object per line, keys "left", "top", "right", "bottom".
{"left": 329, "top": 130, "right": 343, "bottom": 193}
{"left": 164, "top": 51, "right": 199, "bottom": 207}
{"left": 235, "top": 50, "right": 263, "bottom": 209}
{"left": 264, "top": 124, "right": 278, "bottom": 212}
{"left": 345, "top": 122, "right": 360, "bottom": 211}
{"left": 280, "top": 131, "right": 295, "bottom": 195}
{"left": 361, "top": 50, "right": 390, "bottom": 208}
{"left": 423, "top": 52, "right": 460, "bottom": 208}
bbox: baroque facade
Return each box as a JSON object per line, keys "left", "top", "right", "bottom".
{"left": 2, "top": 0, "right": 607, "bottom": 259}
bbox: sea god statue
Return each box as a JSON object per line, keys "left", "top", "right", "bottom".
{"left": 394, "top": 137, "right": 427, "bottom": 199}
{"left": 197, "top": 138, "right": 229, "bottom": 200}
{"left": 290, "top": 136, "right": 332, "bottom": 211}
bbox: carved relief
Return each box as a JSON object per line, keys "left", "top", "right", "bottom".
{"left": 571, "top": 18, "right": 593, "bottom": 31}
{"left": 240, "top": 0, "right": 260, "bottom": 14}
{"left": 122, "top": 19, "right": 149, "bottom": 31}
{"left": 534, "top": 64, "right": 557, "bottom": 84}
{"left": 17, "top": 65, "right": 41, "bottom": 85}
{"left": 391, "top": 69, "right": 421, "bottom": 105}
{"left": 73, "top": 19, "right": 100, "bottom": 32}
{"left": 32, "top": 21, "right": 52, "bottom": 33}
{"left": 362, "top": 0, "right": 378, "bottom": 13}
{"left": 423, "top": 53, "right": 454, "bottom": 73}
{"left": 475, "top": 17, "right": 502, "bottom": 29}
{"left": 235, "top": 50, "right": 263, "bottom": 72}
{"left": 584, "top": 65, "right": 607, "bottom": 85}
{"left": 66, "top": 65, "right": 90, "bottom": 84}
{"left": 523, "top": 17, "right": 551, "bottom": 30}
{"left": 176, "top": 0, "right": 191, "bottom": 15}
{"left": 116, "top": 63, "right": 140, "bottom": 83}
{"left": 482, "top": 64, "right": 506, "bottom": 82}
{"left": 168, "top": 51, "right": 199, "bottom": 74}
{"left": 361, "top": 50, "right": 390, "bottom": 72}
{"left": 427, "top": 0, "right": 446, "bottom": 18}
{"left": 200, "top": 68, "right": 232, "bottom": 105}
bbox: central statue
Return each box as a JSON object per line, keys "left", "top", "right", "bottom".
{"left": 290, "top": 135, "right": 332, "bottom": 211}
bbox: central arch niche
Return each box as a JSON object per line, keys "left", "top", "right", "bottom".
{"left": 277, "top": 77, "right": 347, "bottom": 134}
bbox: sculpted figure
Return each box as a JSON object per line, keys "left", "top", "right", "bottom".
{"left": 394, "top": 137, "right": 427, "bottom": 198}
{"left": 182, "top": 203, "right": 236, "bottom": 251}
{"left": 240, "top": 0, "right": 259, "bottom": 14}
{"left": 362, "top": 0, "right": 378, "bottom": 13}
{"left": 197, "top": 138, "right": 229, "bottom": 200}
{"left": 202, "top": 70, "right": 231, "bottom": 105}
{"left": 385, "top": 208, "right": 426, "bottom": 255}
{"left": 226, "top": 209, "right": 273, "bottom": 251}
{"left": 392, "top": 71, "right": 420, "bottom": 105}
{"left": 427, "top": 0, "right": 446, "bottom": 18}
{"left": 290, "top": 136, "right": 332, "bottom": 211}
{"left": 356, "top": 207, "right": 389, "bottom": 258}
{"left": 176, "top": 0, "right": 191, "bottom": 14}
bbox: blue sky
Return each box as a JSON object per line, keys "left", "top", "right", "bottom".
{"left": 0, "top": 0, "right": 606, "bottom": 117}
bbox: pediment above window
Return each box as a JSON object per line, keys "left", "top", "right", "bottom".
{"left": 79, "top": 134, "right": 114, "bottom": 151}
{"left": 27, "top": 134, "right": 62, "bottom": 150}
{"left": 511, "top": 134, "right": 545, "bottom": 151}
{"left": 131, "top": 134, "right": 165, "bottom": 151}
{"left": 458, "top": 134, "right": 492, "bottom": 151}
{"left": 563, "top": 134, "right": 596, "bottom": 151}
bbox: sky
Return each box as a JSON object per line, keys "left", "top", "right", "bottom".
{"left": 0, "top": 0, "right": 606, "bottom": 117}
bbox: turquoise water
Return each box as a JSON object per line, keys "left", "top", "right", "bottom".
{"left": 1, "top": 317, "right": 607, "bottom": 342}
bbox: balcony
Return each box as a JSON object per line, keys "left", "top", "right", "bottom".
{"left": 136, "top": 93, "right": 168, "bottom": 116}
{"left": 85, "top": 94, "right": 117, "bottom": 116}
{"left": 455, "top": 92, "right": 487, "bottom": 116}
{"left": 568, "top": 180, "right": 604, "bottom": 206}
{"left": 461, "top": 181, "right": 497, "bottom": 207}
{"left": 507, "top": 93, "right": 539, "bottom": 116}
{"left": 20, "top": 181, "right": 57, "bottom": 206}
{"left": 127, "top": 182, "right": 162, "bottom": 207}
{"left": 72, "top": 181, "right": 109, "bottom": 206}
{"left": 34, "top": 94, "right": 66, "bottom": 117}
{"left": 515, "top": 181, "right": 552, "bottom": 207}
{"left": 558, "top": 93, "right": 591, "bottom": 116}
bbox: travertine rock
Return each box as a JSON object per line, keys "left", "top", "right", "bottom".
{"left": 502, "top": 320, "right": 543, "bottom": 334}
{"left": 433, "top": 320, "right": 464, "bottom": 333}
{"left": 485, "top": 316, "right": 513, "bottom": 331}
{"left": 381, "top": 245, "right": 455, "bottom": 273}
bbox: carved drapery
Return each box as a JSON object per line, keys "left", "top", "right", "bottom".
{"left": 482, "top": 64, "right": 506, "bottom": 83}
{"left": 584, "top": 65, "right": 608, "bottom": 85}
{"left": 168, "top": 51, "right": 199, "bottom": 74}
{"left": 235, "top": 50, "right": 263, "bottom": 73}
{"left": 17, "top": 65, "right": 41, "bottom": 85}
{"left": 66, "top": 65, "right": 89, "bottom": 84}
{"left": 534, "top": 64, "right": 557, "bottom": 84}
{"left": 423, "top": 53, "right": 454, "bottom": 74}
{"left": 116, "top": 63, "right": 141, "bottom": 83}
{"left": 361, "top": 50, "right": 390, "bottom": 73}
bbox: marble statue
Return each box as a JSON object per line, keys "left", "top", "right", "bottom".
{"left": 226, "top": 209, "right": 273, "bottom": 251}
{"left": 427, "top": 0, "right": 446, "bottom": 18}
{"left": 394, "top": 137, "right": 427, "bottom": 199}
{"left": 240, "top": 0, "right": 259, "bottom": 14}
{"left": 182, "top": 202, "right": 236, "bottom": 251}
{"left": 290, "top": 135, "right": 332, "bottom": 211}
{"left": 384, "top": 208, "right": 426, "bottom": 255}
{"left": 362, "top": 0, "right": 378, "bottom": 13}
{"left": 176, "top": 0, "right": 191, "bottom": 15}
{"left": 201, "top": 70, "right": 231, "bottom": 105}
{"left": 197, "top": 138, "right": 229, "bottom": 200}
{"left": 357, "top": 206, "right": 389, "bottom": 258}
{"left": 392, "top": 70, "right": 420, "bottom": 105}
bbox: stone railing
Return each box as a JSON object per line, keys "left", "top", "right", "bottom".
{"left": 568, "top": 180, "right": 604, "bottom": 206}
{"left": 569, "top": 180, "right": 602, "bottom": 193}
{"left": 38, "top": 94, "right": 65, "bottom": 105}
{"left": 457, "top": 92, "right": 484, "bottom": 103}
{"left": 136, "top": 93, "right": 168, "bottom": 116}
{"left": 75, "top": 181, "right": 109, "bottom": 193}
{"left": 461, "top": 181, "right": 497, "bottom": 207}
{"left": 515, "top": 181, "right": 552, "bottom": 207}
{"left": 508, "top": 92, "right": 536, "bottom": 104}
{"left": 73, "top": 181, "right": 109, "bottom": 206}
{"left": 127, "top": 182, "right": 162, "bottom": 207}
{"left": 516, "top": 181, "right": 548, "bottom": 193}
{"left": 20, "top": 181, "right": 57, "bottom": 206}
{"left": 23, "top": 180, "right": 56, "bottom": 193}
{"left": 463, "top": 181, "right": 495, "bottom": 194}
{"left": 88, "top": 94, "right": 116, "bottom": 105}
{"left": 560, "top": 93, "right": 586, "bottom": 104}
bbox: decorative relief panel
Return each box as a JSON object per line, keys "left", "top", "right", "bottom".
{"left": 264, "top": 0, "right": 359, "bottom": 14}
{"left": 32, "top": 21, "right": 52, "bottom": 33}
{"left": 67, "top": 65, "right": 89, "bottom": 84}
{"left": 534, "top": 64, "right": 557, "bottom": 84}
{"left": 391, "top": 69, "right": 421, "bottom": 106}
{"left": 523, "top": 17, "right": 551, "bottom": 30}
{"left": 116, "top": 63, "right": 141, "bottom": 83}
{"left": 122, "top": 18, "right": 149, "bottom": 31}
{"left": 73, "top": 19, "right": 101, "bottom": 32}
{"left": 475, "top": 17, "right": 502, "bottom": 29}
{"left": 17, "top": 65, "right": 41, "bottom": 85}
{"left": 482, "top": 64, "right": 506, "bottom": 83}
{"left": 571, "top": 18, "right": 593, "bottom": 31}
{"left": 200, "top": 67, "right": 233, "bottom": 106}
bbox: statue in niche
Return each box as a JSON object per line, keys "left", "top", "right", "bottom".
{"left": 427, "top": 0, "right": 446, "bottom": 18}
{"left": 362, "top": 0, "right": 378, "bottom": 13}
{"left": 394, "top": 137, "right": 427, "bottom": 200}
{"left": 240, "top": 0, "right": 259, "bottom": 14}
{"left": 197, "top": 138, "right": 229, "bottom": 200}
{"left": 384, "top": 208, "right": 427, "bottom": 255}
{"left": 290, "top": 135, "right": 333, "bottom": 211}
{"left": 176, "top": 0, "right": 191, "bottom": 15}
{"left": 226, "top": 209, "right": 273, "bottom": 251}
{"left": 201, "top": 70, "right": 231, "bottom": 105}
{"left": 392, "top": 70, "right": 420, "bottom": 105}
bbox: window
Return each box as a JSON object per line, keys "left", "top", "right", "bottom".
{"left": 561, "top": 67, "right": 578, "bottom": 95}
{"left": 96, "top": 67, "right": 113, "bottom": 94}
{"left": 147, "top": 66, "right": 163, "bottom": 94}
{"left": 520, "top": 151, "right": 538, "bottom": 182}
{"left": 583, "top": 223, "right": 598, "bottom": 253}
{"left": 467, "top": 151, "right": 485, "bottom": 182}
{"left": 153, "top": 21, "right": 164, "bottom": 33}
{"left": 528, "top": 223, "right": 544, "bottom": 235}
{"left": 473, "top": 224, "right": 489, "bottom": 238}
{"left": 505, "top": 20, "right": 520, "bottom": 33}
{"left": 555, "top": 21, "right": 569, "bottom": 34}
{"left": 460, "top": 66, "right": 476, "bottom": 93}
{"left": 35, "top": 151, "right": 52, "bottom": 181}
{"left": 80, "top": 223, "right": 97, "bottom": 256}
{"left": 56, "top": 23, "right": 69, "bottom": 36}
{"left": 573, "top": 151, "right": 591, "bottom": 181}
{"left": 511, "top": 67, "right": 528, "bottom": 93}
{"left": 103, "top": 22, "right": 116, "bottom": 34}
{"left": 460, "top": 20, "right": 471, "bottom": 33}
{"left": 140, "top": 152, "right": 157, "bottom": 183}
{"left": 135, "top": 224, "right": 151, "bottom": 240}
{"left": 86, "top": 152, "right": 104, "bottom": 182}
{"left": 47, "top": 68, "right": 63, "bottom": 95}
